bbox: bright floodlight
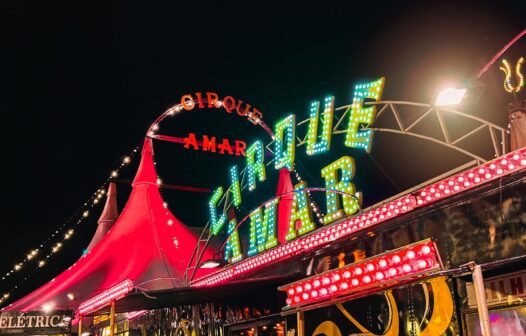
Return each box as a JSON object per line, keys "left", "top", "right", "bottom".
{"left": 435, "top": 87, "right": 467, "bottom": 106}
{"left": 200, "top": 258, "right": 226, "bottom": 268}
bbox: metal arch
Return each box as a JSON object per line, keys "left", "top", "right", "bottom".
{"left": 297, "top": 100, "right": 506, "bottom": 162}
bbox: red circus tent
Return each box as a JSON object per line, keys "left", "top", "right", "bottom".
{"left": 5, "top": 138, "right": 213, "bottom": 312}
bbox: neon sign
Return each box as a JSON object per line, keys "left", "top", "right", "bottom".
{"left": 500, "top": 57, "right": 524, "bottom": 94}
{"left": 183, "top": 133, "right": 247, "bottom": 156}
{"left": 194, "top": 148, "right": 525, "bottom": 287}
{"left": 207, "top": 77, "right": 386, "bottom": 264}
{"left": 179, "top": 91, "right": 263, "bottom": 125}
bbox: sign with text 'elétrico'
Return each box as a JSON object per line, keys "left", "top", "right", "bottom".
{"left": 0, "top": 310, "right": 73, "bottom": 335}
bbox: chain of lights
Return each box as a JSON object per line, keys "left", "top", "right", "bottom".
{"left": 0, "top": 146, "right": 140, "bottom": 307}
{"left": 344, "top": 77, "right": 385, "bottom": 152}
{"left": 279, "top": 239, "right": 441, "bottom": 308}
{"left": 291, "top": 168, "right": 325, "bottom": 224}
{"left": 274, "top": 115, "right": 296, "bottom": 170}
{"left": 247, "top": 199, "right": 279, "bottom": 256}
{"left": 500, "top": 57, "right": 525, "bottom": 94}
{"left": 321, "top": 156, "right": 361, "bottom": 225}
{"left": 306, "top": 96, "right": 335, "bottom": 155}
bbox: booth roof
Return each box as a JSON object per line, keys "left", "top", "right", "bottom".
{"left": 91, "top": 275, "right": 300, "bottom": 316}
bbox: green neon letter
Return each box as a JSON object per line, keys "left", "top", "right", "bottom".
{"left": 344, "top": 77, "right": 385, "bottom": 152}
{"left": 247, "top": 198, "right": 279, "bottom": 256}
{"left": 209, "top": 186, "right": 226, "bottom": 235}
{"left": 224, "top": 218, "right": 243, "bottom": 263}
{"left": 321, "top": 156, "right": 361, "bottom": 225}
{"left": 229, "top": 165, "right": 242, "bottom": 207}
{"left": 246, "top": 140, "right": 266, "bottom": 191}
{"left": 286, "top": 182, "right": 315, "bottom": 241}
{"left": 274, "top": 115, "right": 296, "bottom": 170}
{"left": 306, "top": 96, "right": 334, "bottom": 155}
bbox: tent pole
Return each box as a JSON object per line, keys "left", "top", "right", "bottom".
{"left": 467, "top": 262, "right": 492, "bottom": 336}
{"left": 78, "top": 315, "right": 82, "bottom": 336}
{"left": 296, "top": 311, "right": 304, "bottom": 336}
{"left": 110, "top": 300, "right": 116, "bottom": 336}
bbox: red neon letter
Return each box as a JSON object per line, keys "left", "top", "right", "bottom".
{"left": 181, "top": 94, "right": 195, "bottom": 110}
{"left": 202, "top": 135, "right": 217, "bottom": 152}
{"left": 218, "top": 138, "right": 234, "bottom": 155}
{"left": 223, "top": 96, "right": 236, "bottom": 113}
{"left": 235, "top": 140, "right": 247, "bottom": 156}
{"left": 183, "top": 133, "right": 199, "bottom": 150}
{"left": 195, "top": 92, "right": 205, "bottom": 108}
{"left": 206, "top": 92, "right": 219, "bottom": 108}
{"left": 236, "top": 100, "right": 251, "bottom": 116}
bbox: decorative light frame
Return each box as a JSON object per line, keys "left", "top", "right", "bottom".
{"left": 279, "top": 239, "right": 442, "bottom": 308}
{"left": 78, "top": 279, "right": 134, "bottom": 316}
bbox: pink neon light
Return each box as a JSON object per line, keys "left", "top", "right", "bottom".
{"left": 127, "top": 310, "right": 148, "bottom": 320}
{"left": 191, "top": 148, "right": 526, "bottom": 288}
{"left": 78, "top": 279, "right": 134, "bottom": 316}
{"left": 416, "top": 148, "right": 526, "bottom": 206}
{"left": 477, "top": 28, "right": 526, "bottom": 79}
{"left": 280, "top": 240, "right": 441, "bottom": 308}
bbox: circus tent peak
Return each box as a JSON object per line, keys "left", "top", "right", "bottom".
{"left": 85, "top": 182, "right": 119, "bottom": 253}
{"left": 5, "top": 138, "right": 213, "bottom": 312}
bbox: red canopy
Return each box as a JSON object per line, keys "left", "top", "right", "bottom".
{"left": 6, "top": 138, "right": 213, "bottom": 312}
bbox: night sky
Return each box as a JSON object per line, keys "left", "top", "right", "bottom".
{"left": 2, "top": 1, "right": 525, "bottom": 307}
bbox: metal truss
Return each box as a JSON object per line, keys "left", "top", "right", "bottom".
{"left": 296, "top": 101, "right": 507, "bottom": 163}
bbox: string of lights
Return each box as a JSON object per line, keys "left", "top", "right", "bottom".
{"left": 0, "top": 145, "right": 141, "bottom": 308}
{"left": 291, "top": 166, "right": 325, "bottom": 224}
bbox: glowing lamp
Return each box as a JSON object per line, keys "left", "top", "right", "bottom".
{"left": 200, "top": 258, "right": 227, "bottom": 269}
{"left": 78, "top": 279, "right": 133, "bottom": 316}
{"left": 279, "top": 239, "right": 442, "bottom": 308}
{"left": 435, "top": 87, "right": 467, "bottom": 106}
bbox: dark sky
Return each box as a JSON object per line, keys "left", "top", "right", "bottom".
{"left": 1, "top": 1, "right": 525, "bottom": 307}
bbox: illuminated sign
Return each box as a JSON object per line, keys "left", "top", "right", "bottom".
{"left": 0, "top": 310, "right": 73, "bottom": 335}
{"left": 179, "top": 91, "right": 263, "bottom": 125}
{"left": 207, "top": 78, "right": 386, "bottom": 263}
{"left": 466, "top": 270, "right": 526, "bottom": 308}
{"left": 183, "top": 133, "right": 247, "bottom": 156}
{"left": 278, "top": 239, "right": 442, "bottom": 308}
{"left": 194, "top": 147, "right": 526, "bottom": 287}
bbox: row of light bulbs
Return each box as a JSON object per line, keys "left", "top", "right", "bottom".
{"left": 0, "top": 146, "right": 140, "bottom": 308}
